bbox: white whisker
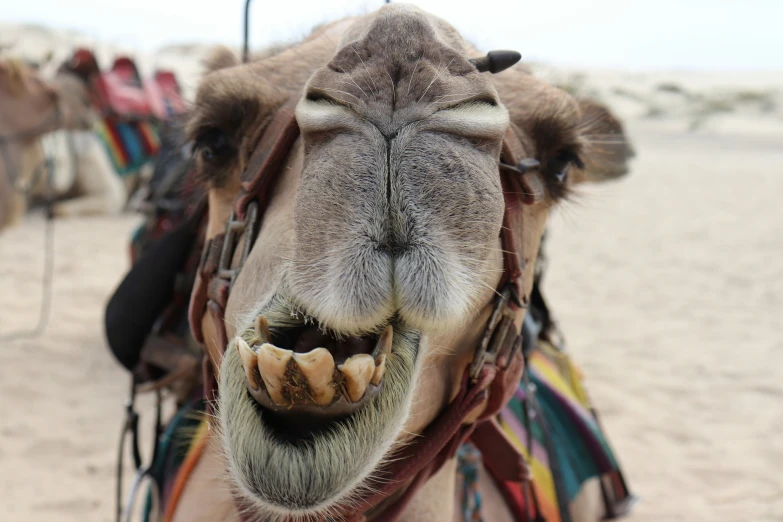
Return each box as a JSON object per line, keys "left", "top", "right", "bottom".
{"left": 417, "top": 57, "right": 454, "bottom": 104}
{"left": 407, "top": 54, "right": 422, "bottom": 95}
{"left": 351, "top": 45, "right": 377, "bottom": 96}
{"left": 335, "top": 65, "right": 368, "bottom": 97}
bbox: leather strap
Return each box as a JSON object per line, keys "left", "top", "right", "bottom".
{"left": 498, "top": 125, "right": 532, "bottom": 298}
{"left": 236, "top": 102, "right": 300, "bottom": 218}
{"left": 188, "top": 99, "right": 300, "bottom": 347}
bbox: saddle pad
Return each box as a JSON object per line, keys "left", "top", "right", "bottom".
{"left": 497, "top": 341, "right": 632, "bottom": 522}
{"left": 96, "top": 118, "right": 160, "bottom": 175}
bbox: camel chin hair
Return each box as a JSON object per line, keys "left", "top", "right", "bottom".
{"left": 217, "top": 323, "right": 421, "bottom": 521}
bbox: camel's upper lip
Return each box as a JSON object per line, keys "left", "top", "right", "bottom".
{"left": 232, "top": 308, "right": 395, "bottom": 422}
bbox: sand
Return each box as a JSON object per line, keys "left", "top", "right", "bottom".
{"left": 545, "top": 121, "right": 783, "bottom": 522}
{"left": 2, "top": 21, "right": 783, "bottom": 522}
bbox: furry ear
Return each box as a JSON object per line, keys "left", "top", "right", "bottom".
{"left": 574, "top": 99, "right": 635, "bottom": 183}
{"left": 202, "top": 45, "right": 240, "bottom": 73}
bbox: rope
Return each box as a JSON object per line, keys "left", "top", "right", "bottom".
{"left": 0, "top": 102, "right": 62, "bottom": 341}
{"left": 0, "top": 150, "right": 56, "bottom": 342}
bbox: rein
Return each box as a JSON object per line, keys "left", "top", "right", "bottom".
{"left": 187, "top": 95, "right": 546, "bottom": 521}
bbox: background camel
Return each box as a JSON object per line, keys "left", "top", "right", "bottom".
{"left": 171, "top": 6, "right": 632, "bottom": 521}
{"left": 0, "top": 59, "right": 86, "bottom": 229}
{"left": 0, "top": 59, "right": 128, "bottom": 232}
{"left": 20, "top": 129, "right": 128, "bottom": 217}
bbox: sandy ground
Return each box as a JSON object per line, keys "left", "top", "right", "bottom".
{"left": 2, "top": 123, "right": 783, "bottom": 520}
{"left": 545, "top": 122, "right": 783, "bottom": 522}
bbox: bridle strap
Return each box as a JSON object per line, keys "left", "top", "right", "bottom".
{"left": 188, "top": 99, "right": 300, "bottom": 349}
{"left": 235, "top": 101, "right": 300, "bottom": 218}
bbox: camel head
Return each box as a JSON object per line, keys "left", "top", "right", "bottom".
{"left": 0, "top": 58, "right": 93, "bottom": 138}
{"left": 188, "top": 4, "right": 631, "bottom": 520}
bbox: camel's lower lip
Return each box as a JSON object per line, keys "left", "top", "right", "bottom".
{"left": 218, "top": 316, "right": 421, "bottom": 511}
{"left": 232, "top": 314, "right": 393, "bottom": 420}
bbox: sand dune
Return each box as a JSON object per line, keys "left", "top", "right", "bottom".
{"left": 1, "top": 22, "right": 782, "bottom": 522}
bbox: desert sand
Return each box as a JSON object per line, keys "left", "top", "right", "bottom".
{"left": 2, "top": 22, "right": 783, "bottom": 522}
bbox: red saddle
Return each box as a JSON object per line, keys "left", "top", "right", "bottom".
{"left": 64, "top": 48, "right": 185, "bottom": 121}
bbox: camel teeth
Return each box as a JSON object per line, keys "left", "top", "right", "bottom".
{"left": 371, "top": 353, "right": 386, "bottom": 386}
{"left": 292, "top": 348, "right": 336, "bottom": 406}
{"left": 338, "top": 354, "right": 375, "bottom": 403}
{"left": 373, "top": 325, "right": 393, "bottom": 358}
{"left": 257, "top": 343, "right": 293, "bottom": 405}
{"left": 255, "top": 316, "right": 271, "bottom": 344}
{"left": 234, "top": 337, "right": 260, "bottom": 391}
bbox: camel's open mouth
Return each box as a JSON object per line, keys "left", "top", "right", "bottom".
{"left": 220, "top": 296, "right": 421, "bottom": 512}
{"left": 233, "top": 314, "right": 393, "bottom": 421}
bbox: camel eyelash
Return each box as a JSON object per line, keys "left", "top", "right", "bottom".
{"left": 540, "top": 149, "right": 584, "bottom": 199}
{"left": 436, "top": 97, "right": 498, "bottom": 112}
{"left": 190, "top": 126, "right": 238, "bottom": 187}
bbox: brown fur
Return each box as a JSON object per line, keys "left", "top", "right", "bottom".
{"left": 575, "top": 98, "right": 635, "bottom": 181}
{"left": 2, "top": 59, "right": 30, "bottom": 96}
{"left": 201, "top": 45, "right": 240, "bottom": 73}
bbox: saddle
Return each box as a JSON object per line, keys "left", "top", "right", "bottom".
{"left": 65, "top": 49, "right": 186, "bottom": 121}
{"left": 59, "top": 49, "right": 188, "bottom": 176}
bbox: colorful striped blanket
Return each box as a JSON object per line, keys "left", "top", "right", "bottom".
{"left": 95, "top": 117, "right": 161, "bottom": 176}
{"left": 487, "top": 340, "right": 634, "bottom": 521}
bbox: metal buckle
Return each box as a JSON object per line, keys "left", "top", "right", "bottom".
{"left": 468, "top": 285, "right": 520, "bottom": 382}
{"left": 216, "top": 200, "right": 259, "bottom": 288}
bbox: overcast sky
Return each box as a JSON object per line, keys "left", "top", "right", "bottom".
{"left": 3, "top": 0, "right": 780, "bottom": 70}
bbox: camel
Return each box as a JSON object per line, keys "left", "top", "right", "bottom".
{"left": 24, "top": 129, "right": 128, "bottom": 217}
{"left": 0, "top": 58, "right": 91, "bottom": 229}
{"left": 0, "top": 59, "right": 127, "bottom": 231}
{"left": 171, "top": 6, "right": 633, "bottom": 522}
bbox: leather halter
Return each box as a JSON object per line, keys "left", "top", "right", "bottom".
{"left": 188, "top": 97, "right": 542, "bottom": 521}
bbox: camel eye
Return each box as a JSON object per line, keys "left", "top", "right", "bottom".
{"left": 437, "top": 97, "right": 498, "bottom": 113}
{"left": 306, "top": 93, "right": 333, "bottom": 104}
{"left": 304, "top": 91, "right": 352, "bottom": 109}
{"left": 537, "top": 149, "right": 584, "bottom": 200}
{"left": 547, "top": 150, "right": 584, "bottom": 185}
{"left": 195, "top": 127, "right": 235, "bottom": 165}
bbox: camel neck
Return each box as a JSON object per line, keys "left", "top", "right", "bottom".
{"left": 387, "top": 458, "right": 458, "bottom": 522}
